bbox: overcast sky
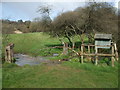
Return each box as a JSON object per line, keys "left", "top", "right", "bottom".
{"left": 1, "top": 0, "right": 120, "bottom": 21}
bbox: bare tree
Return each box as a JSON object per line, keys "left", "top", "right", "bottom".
{"left": 37, "top": 4, "right": 52, "bottom": 32}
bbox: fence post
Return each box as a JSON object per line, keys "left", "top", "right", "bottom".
{"left": 63, "top": 42, "right": 68, "bottom": 55}
{"left": 95, "top": 46, "right": 98, "bottom": 65}
{"left": 88, "top": 45, "right": 91, "bottom": 61}
{"left": 114, "top": 43, "right": 118, "bottom": 61}
{"left": 111, "top": 45, "right": 115, "bottom": 67}
{"left": 5, "top": 43, "right": 14, "bottom": 63}
{"left": 81, "top": 44, "right": 84, "bottom": 63}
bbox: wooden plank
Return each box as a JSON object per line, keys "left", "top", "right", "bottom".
{"left": 82, "top": 54, "right": 115, "bottom": 56}
{"left": 82, "top": 44, "right": 112, "bottom": 47}
{"left": 95, "top": 40, "right": 111, "bottom": 49}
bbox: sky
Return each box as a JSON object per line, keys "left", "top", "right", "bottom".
{"left": 1, "top": 2, "right": 85, "bottom": 21}
{"left": 0, "top": 0, "right": 120, "bottom": 21}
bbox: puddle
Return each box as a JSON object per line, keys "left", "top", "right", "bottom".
{"left": 14, "top": 53, "right": 61, "bottom": 66}
{"left": 14, "top": 54, "right": 51, "bottom": 66}
{"left": 53, "top": 53, "right": 59, "bottom": 56}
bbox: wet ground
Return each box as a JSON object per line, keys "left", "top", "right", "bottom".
{"left": 14, "top": 54, "right": 60, "bottom": 66}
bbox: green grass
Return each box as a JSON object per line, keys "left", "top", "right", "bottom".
{"left": 2, "top": 62, "right": 118, "bottom": 88}
{"left": 2, "top": 32, "right": 86, "bottom": 57}
{"left": 3, "top": 32, "right": 63, "bottom": 56}
{"left": 2, "top": 32, "right": 119, "bottom": 88}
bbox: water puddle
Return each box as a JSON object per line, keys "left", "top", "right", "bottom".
{"left": 14, "top": 53, "right": 61, "bottom": 66}
{"left": 14, "top": 54, "right": 51, "bottom": 66}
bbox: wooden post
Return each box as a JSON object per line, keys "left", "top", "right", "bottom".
{"left": 111, "top": 45, "right": 115, "bottom": 67}
{"left": 5, "top": 49, "right": 8, "bottom": 62}
{"left": 63, "top": 42, "right": 68, "bottom": 55}
{"left": 11, "top": 49, "right": 14, "bottom": 63}
{"left": 88, "top": 45, "right": 91, "bottom": 61}
{"left": 114, "top": 43, "right": 118, "bottom": 61}
{"left": 95, "top": 46, "right": 98, "bottom": 65}
{"left": 72, "top": 42, "right": 75, "bottom": 50}
{"left": 66, "top": 43, "right": 68, "bottom": 54}
{"left": 88, "top": 45, "right": 90, "bottom": 53}
{"left": 5, "top": 43, "right": 14, "bottom": 63}
{"left": 5, "top": 45, "right": 11, "bottom": 62}
{"left": 8, "top": 49, "right": 11, "bottom": 63}
{"left": 81, "top": 44, "right": 84, "bottom": 63}
{"left": 63, "top": 42, "right": 65, "bottom": 55}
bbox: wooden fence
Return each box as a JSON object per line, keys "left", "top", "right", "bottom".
{"left": 80, "top": 43, "right": 118, "bottom": 67}
{"left": 33, "top": 42, "right": 118, "bottom": 67}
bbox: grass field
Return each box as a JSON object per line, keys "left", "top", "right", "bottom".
{"left": 2, "top": 32, "right": 63, "bottom": 56}
{"left": 2, "top": 32, "right": 119, "bottom": 88}
{"left": 2, "top": 32, "right": 83, "bottom": 57}
{"left": 2, "top": 62, "right": 118, "bottom": 88}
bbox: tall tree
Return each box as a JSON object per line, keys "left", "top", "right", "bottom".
{"left": 37, "top": 4, "right": 52, "bottom": 32}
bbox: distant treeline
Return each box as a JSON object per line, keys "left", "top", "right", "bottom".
{"left": 1, "top": 16, "right": 51, "bottom": 34}
{"left": 2, "top": 19, "right": 31, "bottom": 34}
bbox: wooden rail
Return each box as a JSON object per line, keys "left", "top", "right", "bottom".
{"left": 81, "top": 53, "right": 115, "bottom": 56}
{"left": 81, "top": 44, "right": 112, "bottom": 47}
{"left": 34, "top": 42, "right": 118, "bottom": 67}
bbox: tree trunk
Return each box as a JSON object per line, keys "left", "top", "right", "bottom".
{"left": 80, "top": 34, "right": 84, "bottom": 44}
{"left": 65, "top": 35, "right": 72, "bottom": 47}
